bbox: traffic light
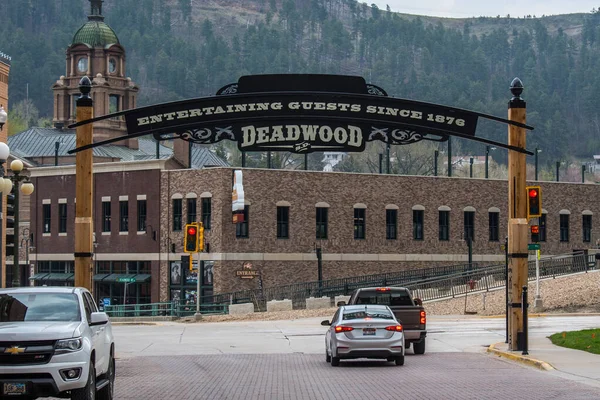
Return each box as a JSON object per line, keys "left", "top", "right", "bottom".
{"left": 184, "top": 224, "right": 199, "bottom": 253}
{"left": 181, "top": 255, "right": 192, "bottom": 272}
{"left": 526, "top": 186, "right": 541, "bottom": 219}
{"left": 183, "top": 222, "right": 204, "bottom": 253}
{"left": 5, "top": 191, "right": 15, "bottom": 257}
{"left": 531, "top": 225, "right": 540, "bottom": 243}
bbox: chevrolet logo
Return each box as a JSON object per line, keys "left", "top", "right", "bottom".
{"left": 4, "top": 346, "right": 25, "bottom": 355}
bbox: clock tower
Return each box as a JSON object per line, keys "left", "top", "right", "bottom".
{"left": 52, "top": 0, "right": 139, "bottom": 148}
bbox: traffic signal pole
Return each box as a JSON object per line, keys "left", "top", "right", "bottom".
{"left": 507, "top": 78, "right": 528, "bottom": 351}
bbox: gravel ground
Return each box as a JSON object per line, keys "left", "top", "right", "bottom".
{"left": 194, "top": 270, "right": 600, "bottom": 323}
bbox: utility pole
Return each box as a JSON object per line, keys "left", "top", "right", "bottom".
{"left": 507, "top": 78, "right": 529, "bottom": 351}
{"left": 74, "top": 76, "right": 94, "bottom": 292}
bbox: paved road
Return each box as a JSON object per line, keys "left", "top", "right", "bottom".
{"left": 106, "top": 315, "right": 600, "bottom": 399}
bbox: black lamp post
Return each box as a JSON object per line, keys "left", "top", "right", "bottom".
{"left": 469, "top": 157, "right": 474, "bottom": 178}
{"left": 434, "top": 150, "right": 438, "bottom": 176}
{"left": 535, "top": 148, "right": 541, "bottom": 181}
{"left": 0, "top": 142, "right": 9, "bottom": 288}
{"left": 485, "top": 146, "right": 496, "bottom": 178}
{"left": 556, "top": 161, "right": 560, "bottom": 182}
{"left": 8, "top": 160, "right": 35, "bottom": 287}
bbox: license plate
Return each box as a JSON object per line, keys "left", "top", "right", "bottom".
{"left": 363, "top": 328, "right": 376, "bottom": 336}
{"left": 3, "top": 382, "right": 27, "bottom": 395}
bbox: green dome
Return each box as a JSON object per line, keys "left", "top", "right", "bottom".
{"left": 72, "top": 20, "right": 119, "bottom": 47}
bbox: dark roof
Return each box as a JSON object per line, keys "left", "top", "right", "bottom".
{"left": 8, "top": 127, "right": 229, "bottom": 169}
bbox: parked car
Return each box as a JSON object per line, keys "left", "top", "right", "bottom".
{"left": 343, "top": 286, "right": 427, "bottom": 354}
{"left": 322, "top": 304, "right": 405, "bottom": 366}
{"left": 0, "top": 287, "right": 115, "bottom": 400}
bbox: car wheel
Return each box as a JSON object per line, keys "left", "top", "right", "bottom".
{"left": 71, "top": 360, "right": 96, "bottom": 400}
{"left": 330, "top": 346, "right": 340, "bottom": 366}
{"left": 97, "top": 354, "right": 115, "bottom": 400}
{"left": 413, "top": 340, "right": 426, "bottom": 355}
{"left": 395, "top": 356, "right": 405, "bottom": 366}
{"left": 325, "top": 349, "right": 331, "bottom": 363}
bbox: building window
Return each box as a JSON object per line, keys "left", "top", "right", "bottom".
{"left": 439, "top": 211, "right": 449, "bottom": 241}
{"left": 137, "top": 200, "right": 147, "bottom": 231}
{"left": 277, "top": 206, "right": 289, "bottom": 239}
{"left": 43, "top": 204, "right": 51, "bottom": 233}
{"left": 560, "top": 214, "right": 570, "bottom": 242}
{"left": 539, "top": 213, "right": 547, "bottom": 242}
{"left": 58, "top": 203, "right": 67, "bottom": 233}
{"left": 201, "top": 197, "right": 211, "bottom": 230}
{"left": 316, "top": 207, "right": 328, "bottom": 239}
{"left": 386, "top": 209, "right": 397, "bottom": 240}
{"left": 109, "top": 94, "right": 119, "bottom": 114}
{"left": 413, "top": 210, "right": 424, "bottom": 240}
{"left": 119, "top": 201, "right": 128, "bottom": 232}
{"left": 187, "top": 198, "right": 197, "bottom": 224}
{"left": 236, "top": 205, "right": 249, "bottom": 238}
{"left": 354, "top": 208, "right": 366, "bottom": 239}
{"left": 489, "top": 212, "right": 499, "bottom": 241}
{"left": 173, "top": 199, "right": 182, "bottom": 231}
{"left": 464, "top": 211, "right": 475, "bottom": 241}
{"left": 583, "top": 215, "right": 592, "bottom": 243}
{"left": 102, "top": 201, "right": 111, "bottom": 232}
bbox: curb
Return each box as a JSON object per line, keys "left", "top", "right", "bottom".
{"left": 487, "top": 342, "right": 554, "bottom": 371}
{"left": 112, "top": 322, "right": 160, "bottom": 326}
{"left": 475, "top": 313, "right": 600, "bottom": 319}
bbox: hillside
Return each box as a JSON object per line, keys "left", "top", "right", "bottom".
{"left": 2, "top": 0, "right": 600, "bottom": 164}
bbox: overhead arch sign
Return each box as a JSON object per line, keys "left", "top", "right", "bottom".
{"left": 68, "top": 74, "right": 534, "bottom": 154}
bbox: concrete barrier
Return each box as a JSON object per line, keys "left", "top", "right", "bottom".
{"left": 334, "top": 295, "right": 350, "bottom": 307}
{"left": 306, "top": 296, "right": 331, "bottom": 310}
{"left": 228, "top": 303, "right": 255, "bottom": 315}
{"left": 266, "top": 299, "right": 293, "bottom": 312}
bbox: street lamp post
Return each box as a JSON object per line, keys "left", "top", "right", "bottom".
{"left": 469, "top": 157, "right": 474, "bottom": 178}
{"left": 534, "top": 148, "right": 541, "bottom": 181}
{"left": 434, "top": 150, "right": 438, "bottom": 176}
{"left": 8, "top": 160, "right": 35, "bottom": 287}
{"left": 556, "top": 161, "right": 560, "bottom": 182}
{"left": 485, "top": 146, "right": 496, "bottom": 178}
{"left": 0, "top": 142, "right": 10, "bottom": 288}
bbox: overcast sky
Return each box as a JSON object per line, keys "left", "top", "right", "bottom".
{"left": 370, "top": 0, "right": 599, "bottom": 18}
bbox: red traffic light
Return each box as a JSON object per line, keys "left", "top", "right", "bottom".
{"left": 187, "top": 226, "right": 197, "bottom": 235}
{"left": 528, "top": 189, "right": 538, "bottom": 198}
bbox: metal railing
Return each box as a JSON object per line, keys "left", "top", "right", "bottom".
{"left": 104, "top": 252, "right": 596, "bottom": 318}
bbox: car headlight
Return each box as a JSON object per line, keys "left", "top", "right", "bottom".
{"left": 55, "top": 338, "right": 83, "bottom": 354}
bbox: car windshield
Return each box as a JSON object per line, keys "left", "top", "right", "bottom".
{"left": 342, "top": 309, "right": 394, "bottom": 320}
{"left": 0, "top": 293, "right": 81, "bottom": 322}
{"left": 355, "top": 290, "right": 413, "bottom": 306}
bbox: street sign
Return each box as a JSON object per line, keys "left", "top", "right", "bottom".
{"left": 117, "top": 277, "right": 136, "bottom": 283}
{"left": 528, "top": 243, "right": 540, "bottom": 251}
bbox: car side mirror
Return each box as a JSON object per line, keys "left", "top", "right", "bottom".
{"left": 90, "top": 312, "right": 109, "bottom": 326}
{"left": 414, "top": 298, "right": 423, "bottom": 306}
{"left": 321, "top": 320, "right": 331, "bottom": 326}
{"left": 336, "top": 301, "right": 346, "bottom": 307}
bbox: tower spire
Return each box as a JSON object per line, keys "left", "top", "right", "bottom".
{"left": 89, "top": 0, "right": 104, "bottom": 21}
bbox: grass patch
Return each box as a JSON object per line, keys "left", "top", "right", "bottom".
{"left": 549, "top": 329, "right": 600, "bottom": 355}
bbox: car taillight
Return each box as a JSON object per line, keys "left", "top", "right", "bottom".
{"left": 385, "top": 325, "right": 403, "bottom": 332}
{"left": 420, "top": 310, "right": 426, "bottom": 325}
{"left": 376, "top": 287, "right": 391, "bottom": 292}
{"left": 334, "top": 326, "right": 354, "bottom": 333}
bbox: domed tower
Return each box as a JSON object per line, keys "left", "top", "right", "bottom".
{"left": 52, "top": 0, "right": 139, "bottom": 148}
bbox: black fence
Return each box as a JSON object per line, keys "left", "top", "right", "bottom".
{"left": 201, "top": 253, "right": 597, "bottom": 311}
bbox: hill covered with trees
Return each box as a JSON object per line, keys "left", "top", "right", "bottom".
{"left": 1, "top": 0, "right": 600, "bottom": 175}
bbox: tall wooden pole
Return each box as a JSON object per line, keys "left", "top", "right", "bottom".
{"left": 74, "top": 77, "right": 94, "bottom": 291}
{"left": 507, "top": 78, "right": 528, "bottom": 351}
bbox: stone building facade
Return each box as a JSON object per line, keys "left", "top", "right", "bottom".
{"left": 28, "top": 163, "right": 599, "bottom": 304}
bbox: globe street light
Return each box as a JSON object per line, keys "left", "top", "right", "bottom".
{"left": 0, "top": 105, "right": 7, "bottom": 131}
{"left": 8, "top": 159, "right": 35, "bottom": 287}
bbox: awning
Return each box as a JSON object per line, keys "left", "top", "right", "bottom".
{"left": 29, "top": 273, "right": 49, "bottom": 281}
{"left": 133, "top": 274, "right": 151, "bottom": 282}
{"left": 42, "top": 273, "right": 74, "bottom": 282}
{"left": 93, "top": 273, "right": 111, "bottom": 282}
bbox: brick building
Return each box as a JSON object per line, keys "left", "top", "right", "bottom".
{"left": 27, "top": 163, "right": 600, "bottom": 305}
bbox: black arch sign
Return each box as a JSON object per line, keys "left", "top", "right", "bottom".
{"left": 68, "top": 74, "right": 534, "bottom": 155}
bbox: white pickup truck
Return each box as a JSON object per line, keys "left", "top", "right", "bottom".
{"left": 0, "top": 287, "right": 115, "bottom": 400}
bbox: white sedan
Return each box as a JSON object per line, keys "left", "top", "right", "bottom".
{"left": 322, "top": 304, "right": 405, "bottom": 366}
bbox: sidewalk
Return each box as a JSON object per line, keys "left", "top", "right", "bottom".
{"left": 488, "top": 335, "right": 600, "bottom": 388}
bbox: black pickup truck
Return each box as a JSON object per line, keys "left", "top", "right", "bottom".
{"left": 343, "top": 287, "right": 427, "bottom": 354}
